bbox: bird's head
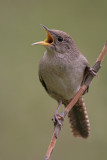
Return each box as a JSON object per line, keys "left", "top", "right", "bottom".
{"left": 32, "top": 25, "right": 77, "bottom": 54}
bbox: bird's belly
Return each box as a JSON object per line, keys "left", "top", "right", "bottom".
{"left": 42, "top": 68, "right": 83, "bottom": 101}
{"left": 39, "top": 52, "right": 86, "bottom": 102}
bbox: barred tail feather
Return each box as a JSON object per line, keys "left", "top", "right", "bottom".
{"left": 67, "top": 97, "right": 90, "bottom": 138}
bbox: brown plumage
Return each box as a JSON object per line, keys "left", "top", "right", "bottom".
{"left": 67, "top": 97, "right": 90, "bottom": 138}
{"left": 33, "top": 25, "right": 90, "bottom": 139}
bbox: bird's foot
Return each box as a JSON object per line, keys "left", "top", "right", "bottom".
{"left": 83, "top": 67, "right": 97, "bottom": 95}
{"left": 88, "top": 67, "right": 98, "bottom": 77}
{"left": 52, "top": 112, "right": 64, "bottom": 126}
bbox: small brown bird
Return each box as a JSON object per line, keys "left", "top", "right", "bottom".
{"left": 32, "top": 25, "right": 90, "bottom": 138}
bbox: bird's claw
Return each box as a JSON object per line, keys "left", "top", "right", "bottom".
{"left": 88, "top": 68, "right": 98, "bottom": 77}
{"left": 52, "top": 113, "right": 64, "bottom": 126}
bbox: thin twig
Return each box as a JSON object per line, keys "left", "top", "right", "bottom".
{"left": 44, "top": 42, "right": 107, "bottom": 160}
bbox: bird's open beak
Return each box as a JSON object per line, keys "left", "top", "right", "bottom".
{"left": 32, "top": 24, "right": 54, "bottom": 46}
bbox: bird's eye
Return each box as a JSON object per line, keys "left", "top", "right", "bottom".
{"left": 58, "top": 36, "right": 63, "bottom": 42}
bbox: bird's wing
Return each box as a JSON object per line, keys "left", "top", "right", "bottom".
{"left": 39, "top": 75, "right": 49, "bottom": 93}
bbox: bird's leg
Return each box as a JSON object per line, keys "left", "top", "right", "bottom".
{"left": 52, "top": 101, "right": 64, "bottom": 126}
{"left": 83, "top": 66, "right": 98, "bottom": 95}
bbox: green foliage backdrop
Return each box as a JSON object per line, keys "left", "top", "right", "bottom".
{"left": 0, "top": 0, "right": 107, "bottom": 159}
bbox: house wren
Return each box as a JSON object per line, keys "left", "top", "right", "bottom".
{"left": 32, "top": 25, "right": 90, "bottom": 138}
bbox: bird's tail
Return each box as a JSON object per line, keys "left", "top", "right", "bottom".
{"left": 65, "top": 97, "right": 90, "bottom": 138}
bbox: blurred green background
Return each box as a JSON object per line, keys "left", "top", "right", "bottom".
{"left": 0, "top": 0, "right": 107, "bottom": 160}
